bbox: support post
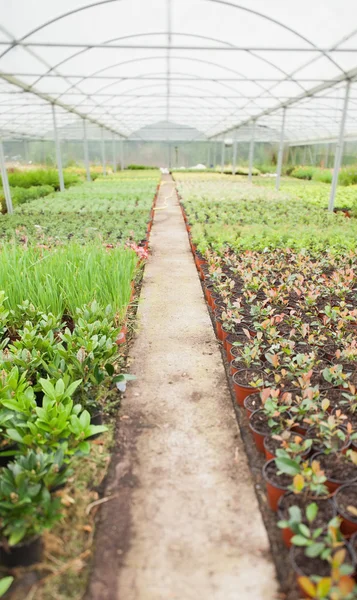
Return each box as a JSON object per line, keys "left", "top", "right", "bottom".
{"left": 83, "top": 119, "right": 91, "bottom": 182}
{"left": 101, "top": 127, "right": 106, "bottom": 176}
{"left": 213, "top": 141, "right": 217, "bottom": 169}
{"left": 23, "top": 139, "right": 29, "bottom": 163}
{"left": 207, "top": 142, "right": 211, "bottom": 168}
{"left": 324, "top": 143, "right": 329, "bottom": 168}
{"left": 232, "top": 130, "right": 238, "bottom": 176}
{"left": 276, "top": 107, "right": 287, "bottom": 191}
{"left": 248, "top": 120, "right": 256, "bottom": 182}
{"left": 303, "top": 145, "right": 307, "bottom": 165}
{"left": 120, "top": 139, "right": 124, "bottom": 171}
{"left": 0, "top": 139, "right": 13, "bottom": 213}
{"left": 220, "top": 140, "right": 225, "bottom": 174}
{"left": 52, "top": 104, "right": 65, "bottom": 191}
{"left": 329, "top": 80, "right": 351, "bottom": 212}
{"left": 112, "top": 133, "right": 116, "bottom": 172}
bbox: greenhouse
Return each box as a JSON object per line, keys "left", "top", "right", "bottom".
{"left": 1, "top": 1, "right": 357, "bottom": 599}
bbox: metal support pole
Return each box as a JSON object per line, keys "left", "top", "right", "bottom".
{"left": 324, "top": 143, "right": 329, "bottom": 168}
{"left": 220, "top": 140, "right": 225, "bottom": 174}
{"left": 213, "top": 141, "right": 217, "bottom": 168}
{"left": 308, "top": 146, "right": 314, "bottom": 164}
{"left": 83, "top": 119, "right": 91, "bottom": 182}
{"left": 168, "top": 142, "right": 172, "bottom": 170}
{"left": 329, "top": 80, "right": 351, "bottom": 212}
{"left": 276, "top": 108, "right": 286, "bottom": 191}
{"left": 112, "top": 133, "right": 116, "bottom": 172}
{"left": 52, "top": 104, "right": 65, "bottom": 191}
{"left": 101, "top": 127, "right": 106, "bottom": 176}
{"left": 23, "top": 139, "right": 29, "bottom": 163}
{"left": 0, "top": 139, "right": 13, "bottom": 213}
{"left": 120, "top": 139, "right": 124, "bottom": 171}
{"left": 248, "top": 120, "right": 256, "bottom": 182}
{"left": 232, "top": 131, "right": 238, "bottom": 175}
{"left": 207, "top": 142, "right": 211, "bottom": 168}
{"left": 303, "top": 146, "right": 307, "bottom": 165}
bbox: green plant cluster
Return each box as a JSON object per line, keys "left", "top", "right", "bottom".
{"left": 3, "top": 168, "right": 81, "bottom": 190}
{"left": 291, "top": 165, "right": 357, "bottom": 186}
{"left": 126, "top": 164, "right": 157, "bottom": 170}
{"left": 0, "top": 169, "right": 157, "bottom": 560}
{"left": 0, "top": 173, "right": 159, "bottom": 245}
{"left": 176, "top": 175, "right": 357, "bottom": 253}
{"left": 0, "top": 293, "right": 130, "bottom": 547}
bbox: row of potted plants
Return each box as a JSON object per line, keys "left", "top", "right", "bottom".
{"left": 0, "top": 174, "right": 159, "bottom": 585}
{"left": 178, "top": 181, "right": 357, "bottom": 599}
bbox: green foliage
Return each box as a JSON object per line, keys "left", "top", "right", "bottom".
{"left": 0, "top": 243, "right": 137, "bottom": 321}
{"left": 126, "top": 164, "right": 158, "bottom": 170}
{"left": 3, "top": 168, "right": 80, "bottom": 190}
{"left": 0, "top": 176, "right": 159, "bottom": 244}
{"left": 177, "top": 174, "right": 357, "bottom": 253}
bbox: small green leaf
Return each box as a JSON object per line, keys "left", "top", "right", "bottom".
{"left": 0, "top": 576, "right": 14, "bottom": 597}
{"left": 291, "top": 535, "right": 309, "bottom": 547}
{"left": 105, "top": 363, "right": 114, "bottom": 376}
{"left": 305, "top": 542, "right": 325, "bottom": 558}
{"left": 306, "top": 502, "right": 318, "bottom": 523}
{"left": 9, "top": 527, "right": 26, "bottom": 546}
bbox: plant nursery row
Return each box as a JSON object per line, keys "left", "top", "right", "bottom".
{"left": 176, "top": 172, "right": 357, "bottom": 600}
{"left": 0, "top": 169, "right": 160, "bottom": 599}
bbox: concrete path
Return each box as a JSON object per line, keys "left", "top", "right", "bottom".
{"left": 115, "top": 175, "right": 278, "bottom": 600}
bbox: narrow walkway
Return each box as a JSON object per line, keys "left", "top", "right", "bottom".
{"left": 94, "top": 175, "right": 278, "bottom": 600}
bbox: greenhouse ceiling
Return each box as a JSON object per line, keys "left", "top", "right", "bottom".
{"left": 1, "top": 0, "right": 357, "bottom": 143}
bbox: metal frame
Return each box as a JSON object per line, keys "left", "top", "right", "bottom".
{"left": 248, "top": 120, "right": 256, "bottom": 182}
{"left": 101, "top": 127, "right": 107, "bottom": 176}
{"left": 329, "top": 80, "right": 351, "bottom": 212}
{"left": 83, "top": 119, "right": 91, "bottom": 182}
{"left": 220, "top": 140, "right": 225, "bottom": 174}
{"left": 276, "top": 108, "right": 287, "bottom": 191}
{"left": 0, "top": 138, "right": 13, "bottom": 213}
{"left": 0, "top": 0, "right": 356, "bottom": 198}
{"left": 52, "top": 104, "right": 65, "bottom": 192}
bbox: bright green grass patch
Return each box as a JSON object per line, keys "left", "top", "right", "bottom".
{"left": 0, "top": 243, "right": 138, "bottom": 322}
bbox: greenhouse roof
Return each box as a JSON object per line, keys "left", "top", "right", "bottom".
{"left": 1, "top": 0, "right": 357, "bottom": 143}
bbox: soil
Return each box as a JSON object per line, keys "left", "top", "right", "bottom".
{"left": 334, "top": 484, "right": 357, "bottom": 521}
{"left": 244, "top": 392, "right": 263, "bottom": 413}
{"left": 264, "top": 460, "right": 293, "bottom": 488}
{"left": 234, "top": 367, "right": 264, "bottom": 387}
{"left": 278, "top": 493, "right": 335, "bottom": 529}
{"left": 292, "top": 544, "right": 354, "bottom": 577}
{"left": 250, "top": 410, "right": 271, "bottom": 435}
{"left": 321, "top": 388, "right": 349, "bottom": 408}
{"left": 264, "top": 433, "right": 306, "bottom": 457}
{"left": 316, "top": 452, "right": 357, "bottom": 483}
{"left": 305, "top": 427, "right": 348, "bottom": 453}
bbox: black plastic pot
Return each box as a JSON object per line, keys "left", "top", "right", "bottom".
{"left": 0, "top": 535, "right": 43, "bottom": 567}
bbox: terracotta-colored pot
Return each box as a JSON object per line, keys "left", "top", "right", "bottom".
{"left": 243, "top": 392, "right": 262, "bottom": 419}
{"left": 262, "top": 459, "right": 290, "bottom": 511}
{"left": 232, "top": 369, "right": 263, "bottom": 406}
{"left": 334, "top": 483, "right": 357, "bottom": 536}
{"left": 249, "top": 409, "right": 267, "bottom": 454}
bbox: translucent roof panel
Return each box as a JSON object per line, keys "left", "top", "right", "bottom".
{"left": 0, "top": 0, "right": 357, "bottom": 141}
